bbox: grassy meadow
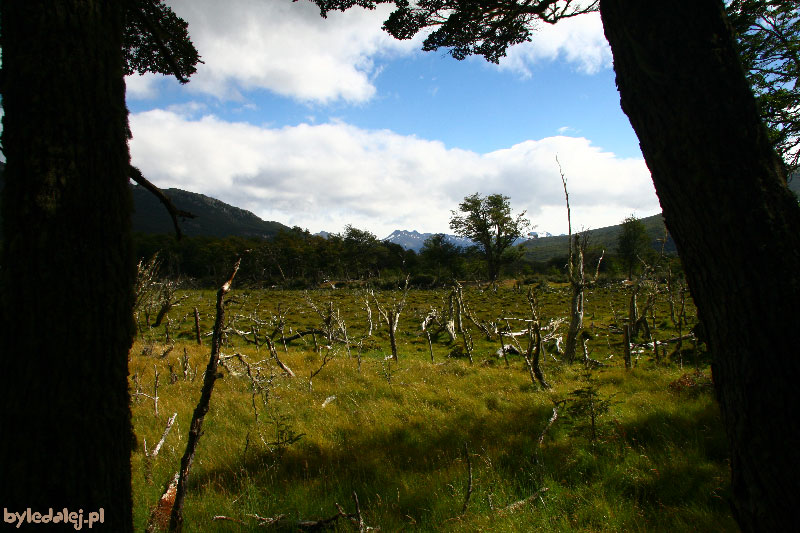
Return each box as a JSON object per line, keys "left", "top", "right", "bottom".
{"left": 130, "top": 282, "right": 735, "bottom": 532}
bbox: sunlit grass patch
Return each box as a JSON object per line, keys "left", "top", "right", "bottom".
{"left": 130, "top": 286, "right": 733, "bottom": 531}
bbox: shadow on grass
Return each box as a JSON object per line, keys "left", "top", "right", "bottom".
{"left": 187, "top": 382, "right": 734, "bottom": 531}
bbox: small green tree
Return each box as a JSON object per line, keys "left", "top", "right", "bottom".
{"left": 449, "top": 193, "right": 530, "bottom": 281}
{"left": 564, "top": 369, "right": 615, "bottom": 450}
{"left": 616, "top": 215, "right": 650, "bottom": 279}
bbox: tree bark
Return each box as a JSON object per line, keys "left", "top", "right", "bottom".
{"left": 0, "top": 2, "right": 134, "bottom": 531}
{"left": 601, "top": 1, "right": 800, "bottom": 529}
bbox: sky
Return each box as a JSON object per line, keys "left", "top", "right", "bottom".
{"left": 126, "top": 0, "right": 662, "bottom": 239}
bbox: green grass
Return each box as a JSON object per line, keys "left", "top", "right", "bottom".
{"left": 130, "top": 285, "right": 734, "bottom": 532}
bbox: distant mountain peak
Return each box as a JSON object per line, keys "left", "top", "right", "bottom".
{"left": 382, "top": 229, "right": 474, "bottom": 252}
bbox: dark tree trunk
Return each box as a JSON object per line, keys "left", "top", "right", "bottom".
{"left": 0, "top": 2, "right": 134, "bottom": 531}
{"left": 601, "top": 1, "right": 800, "bottom": 530}
{"left": 486, "top": 246, "right": 499, "bottom": 282}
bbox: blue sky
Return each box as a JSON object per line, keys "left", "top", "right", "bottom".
{"left": 126, "top": 0, "right": 661, "bottom": 238}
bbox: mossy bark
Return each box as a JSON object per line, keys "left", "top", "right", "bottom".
{"left": 0, "top": 2, "right": 134, "bottom": 531}
{"left": 601, "top": 1, "right": 800, "bottom": 529}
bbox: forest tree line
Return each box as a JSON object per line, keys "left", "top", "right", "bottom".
{"left": 134, "top": 220, "right": 676, "bottom": 289}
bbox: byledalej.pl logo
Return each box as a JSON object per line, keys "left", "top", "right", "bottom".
{"left": 4, "top": 507, "right": 104, "bottom": 530}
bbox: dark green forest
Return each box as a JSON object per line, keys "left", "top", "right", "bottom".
{"left": 132, "top": 223, "right": 681, "bottom": 289}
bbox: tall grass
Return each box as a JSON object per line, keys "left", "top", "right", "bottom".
{"left": 130, "top": 286, "right": 734, "bottom": 532}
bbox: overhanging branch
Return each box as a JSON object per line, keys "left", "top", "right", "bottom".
{"left": 129, "top": 165, "right": 196, "bottom": 240}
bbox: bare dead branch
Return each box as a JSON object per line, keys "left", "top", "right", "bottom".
{"left": 461, "top": 442, "right": 474, "bottom": 516}
{"left": 169, "top": 257, "right": 241, "bottom": 532}
{"left": 215, "top": 493, "right": 375, "bottom": 531}
{"left": 211, "top": 515, "right": 246, "bottom": 525}
{"left": 193, "top": 307, "right": 202, "bottom": 345}
{"left": 144, "top": 412, "right": 178, "bottom": 484}
{"left": 263, "top": 336, "right": 295, "bottom": 377}
{"left": 309, "top": 349, "right": 334, "bottom": 392}
{"left": 150, "top": 412, "right": 177, "bottom": 459}
{"left": 538, "top": 401, "right": 565, "bottom": 446}
{"left": 498, "top": 487, "right": 550, "bottom": 514}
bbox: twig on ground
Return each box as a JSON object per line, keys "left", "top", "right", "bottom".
{"left": 498, "top": 487, "right": 550, "bottom": 514}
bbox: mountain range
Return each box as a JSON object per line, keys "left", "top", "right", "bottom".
{"left": 382, "top": 229, "right": 475, "bottom": 252}
{"left": 520, "top": 213, "right": 675, "bottom": 261}
{"left": 130, "top": 184, "right": 288, "bottom": 238}
{"left": 2, "top": 163, "right": 800, "bottom": 263}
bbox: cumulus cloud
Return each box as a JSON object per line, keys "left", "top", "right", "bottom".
{"left": 499, "top": 12, "right": 612, "bottom": 77}
{"left": 125, "top": 72, "right": 161, "bottom": 99}
{"left": 127, "top": 0, "right": 420, "bottom": 104}
{"left": 127, "top": 2, "right": 611, "bottom": 104}
{"left": 129, "top": 111, "right": 658, "bottom": 238}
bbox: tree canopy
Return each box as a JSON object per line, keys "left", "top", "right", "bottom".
{"left": 727, "top": 0, "right": 800, "bottom": 173}
{"left": 420, "top": 233, "right": 464, "bottom": 282}
{"left": 123, "top": 0, "right": 201, "bottom": 83}
{"left": 449, "top": 193, "right": 530, "bottom": 281}
{"left": 311, "top": 0, "right": 597, "bottom": 63}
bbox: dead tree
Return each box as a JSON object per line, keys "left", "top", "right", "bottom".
{"left": 135, "top": 253, "right": 162, "bottom": 332}
{"left": 151, "top": 279, "right": 188, "bottom": 328}
{"left": 448, "top": 283, "right": 464, "bottom": 334}
{"left": 218, "top": 353, "right": 274, "bottom": 423}
{"left": 304, "top": 293, "right": 336, "bottom": 343}
{"left": 420, "top": 298, "right": 467, "bottom": 362}
{"left": 263, "top": 336, "right": 295, "bottom": 378}
{"left": 370, "top": 278, "right": 409, "bottom": 361}
{"left": 560, "top": 160, "right": 604, "bottom": 363}
{"left": 212, "top": 491, "right": 374, "bottom": 531}
{"left": 456, "top": 283, "right": 498, "bottom": 341}
{"left": 437, "top": 293, "right": 458, "bottom": 342}
{"left": 503, "top": 298, "right": 563, "bottom": 389}
{"left": 134, "top": 253, "right": 187, "bottom": 334}
{"left": 445, "top": 283, "right": 480, "bottom": 363}
{"left": 362, "top": 295, "right": 374, "bottom": 337}
{"left": 538, "top": 400, "right": 565, "bottom": 446}
{"left": 525, "top": 289, "right": 552, "bottom": 389}
{"left": 308, "top": 348, "right": 334, "bottom": 392}
{"left": 626, "top": 263, "right": 657, "bottom": 342}
{"left": 460, "top": 321, "right": 475, "bottom": 364}
{"left": 304, "top": 293, "right": 351, "bottom": 347}
{"left": 669, "top": 280, "right": 691, "bottom": 367}
{"left": 131, "top": 364, "right": 160, "bottom": 417}
{"left": 421, "top": 308, "right": 439, "bottom": 363}
{"left": 168, "top": 258, "right": 241, "bottom": 533}
{"left": 193, "top": 307, "right": 202, "bottom": 345}
{"left": 143, "top": 412, "right": 178, "bottom": 484}
{"left": 623, "top": 323, "right": 633, "bottom": 370}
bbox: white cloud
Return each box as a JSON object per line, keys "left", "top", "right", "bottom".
{"left": 129, "top": 111, "right": 659, "bottom": 238}
{"left": 126, "top": 2, "right": 610, "bottom": 105}
{"left": 499, "top": 12, "right": 612, "bottom": 77}
{"left": 125, "top": 73, "right": 161, "bottom": 99}
{"left": 129, "top": 0, "right": 420, "bottom": 104}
